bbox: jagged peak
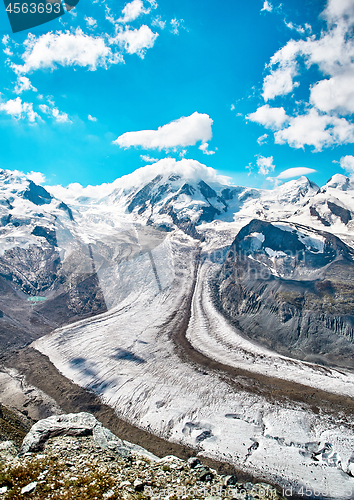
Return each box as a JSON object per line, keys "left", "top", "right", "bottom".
{"left": 277, "top": 176, "right": 319, "bottom": 192}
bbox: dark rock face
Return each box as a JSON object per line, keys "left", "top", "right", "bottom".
{"left": 310, "top": 206, "right": 331, "bottom": 226}
{"left": 23, "top": 181, "right": 53, "bottom": 206}
{"left": 198, "top": 180, "right": 216, "bottom": 199}
{"left": 31, "top": 226, "right": 58, "bottom": 247}
{"left": 215, "top": 219, "right": 354, "bottom": 369}
{"left": 58, "top": 202, "right": 74, "bottom": 221}
{"left": 327, "top": 201, "right": 352, "bottom": 225}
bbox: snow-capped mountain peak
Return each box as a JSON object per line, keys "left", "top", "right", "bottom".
{"left": 324, "top": 173, "right": 353, "bottom": 192}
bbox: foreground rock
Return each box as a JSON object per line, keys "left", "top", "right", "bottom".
{"left": 0, "top": 412, "right": 285, "bottom": 499}
{"left": 20, "top": 412, "right": 158, "bottom": 461}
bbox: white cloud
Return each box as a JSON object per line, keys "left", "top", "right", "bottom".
{"left": 257, "top": 155, "right": 275, "bottom": 175}
{"left": 13, "top": 29, "right": 123, "bottom": 74}
{"left": 39, "top": 104, "right": 49, "bottom": 113}
{"left": 119, "top": 0, "right": 150, "bottom": 23}
{"left": 14, "top": 76, "right": 37, "bottom": 94}
{"left": 170, "top": 19, "right": 185, "bottom": 35}
{"left": 85, "top": 16, "right": 97, "bottom": 28}
{"left": 52, "top": 107, "right": 70, "bottom": 123}
{"left": 310, "top": 71, "right": 354, "bottom": 115}
{"left": 140, "top": 154, "right": 159, "bottom": 162}
{"left": 110, "top": 25, "right": 158, "bottom": 58}
{"left": 39, "top": 103, "right": 71, "bottom": 123}
{"left": 230, "top": 104, "right": 235, "bottom": 111}
{"left": 262, "top": 40, "right": 300, "bottom": 101}
{"left": 114, "top": 112, "right": 213, "bottom": 151}
{"left": 257, "top": 133, "right": 268, "bottom": 145}
{"left": 284, "top": 21, "right": 307, "bottom": 34}
{"left": 274, "top": 109, "right": 354, "bottom": 151}
{"left": 261, "top": 1, "right": 273, "bottom": 12}
{"left": 252, "top": 0, "right": 354, "bottom": 151}
{"left": 247, "top": 104, "right": 289, "bottom": 129}
{"left": 245, "top": 162, "right": 253, "bottom": 175}
{"left": 27, "top": 171, "right": 46, "bottom": 184}
{"left": 340, "top": 155, "right": 354, "bottom": 173}
{"left": 276, "top": 167, "right": 316, "bottom": 179}
{"left": 323, "top": 0, "right": 354, "bottom": 26}
{"left": 3, "top": 35, "right": 13, "bottom": 55}
{"left": 262, "top": 7, "right": 354, "bottom": 104}
{"left": 88, "top": 114, "right": 97, "bottom": 122}
{"left": 152, "top": 16, "right": 166, "bottom": 29}
{"left": 198, "top": 142, "right": 215, "bottom": 155}
{"left": 0, "top": 97, "right": 39, "bottom": 122}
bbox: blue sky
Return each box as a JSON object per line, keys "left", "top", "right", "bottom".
{"left": 0, "top": 0, "right": 353, "bottom": 189}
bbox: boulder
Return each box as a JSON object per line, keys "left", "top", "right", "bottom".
{"left": 20, "top": 412, "right": 158, "bottom": 461}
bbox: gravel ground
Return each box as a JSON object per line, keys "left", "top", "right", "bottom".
{"left": 0, "top": 434, "right": 285, "bottom": 500}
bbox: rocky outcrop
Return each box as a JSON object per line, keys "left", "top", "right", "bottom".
{"left": 20, "top": 412, "right": 158, "bottom": 461}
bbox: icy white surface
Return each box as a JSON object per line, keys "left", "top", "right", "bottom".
{"left": 33, "top": 233, "right": 354, "bottom": 499}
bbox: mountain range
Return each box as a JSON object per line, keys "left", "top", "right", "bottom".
{"left": 1, "top": 162, "right": 354, "bottom": 367}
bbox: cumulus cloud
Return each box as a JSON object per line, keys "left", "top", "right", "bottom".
{"left": 284, "top": 20, "right": 313, "bottom": 34}
{"left": 0, "top": 97, "right": 39, "bottom": 122}
{"left": 262, "top": 1, "right": 354, "bottom": 104}
{"left": 257, "top": 155, "right": 275, "bottom": 175}
{"left": 39, "top": 103, "right": 71, "bottom": 123}
{"left": 152, "top": 16, "right": 166, "bottom": 29}
{"left": 27, "top": 171, "right": 46, "bottom": 184}
{"left": 262, "top": 40, "right": 300, "bottom": 101}
{"left": 110, "top": 25, "right": 158, "bottom": 58}
{"left": 310, "top": 71, "right": 354, "bottom": 115}
{"left": 261, "top": 1, "right": 273, "bottom": 12}
{"left": 198, "top": 142, "right": 215, "bottom": 155}
{"left": 52, "top": 107, "right": 70, "bottom": 123}
{"left": 323, "top": 0, "right": 354, "bottom": 25}
{"left": 113, "top": 112, "right": 213, "bottom": 151}
{"left": 14, "top": 76, "right": 37, "bottom": 93}
{"left": 249, "top": 0, "right": 354, "bottom": 151}
{"left": 274, "top": 109, "right": 354, "bottom": 151}
{"left": 257, "top": 133, "right": 268, "bottom": 145}
{"left": 340, "top": 155, "right": 354, "bottom": 174}
{"left": 170, "top": 19, "right": 185, "bottom": 35}
{"left": 85, "top": 16, "right": 97, "bottom": 28}
{"left": 13, "top": 29, "right": 123, "bottom": 74}
{"left": 88, "top": 114, "right": 97, "bottom": 122}
{"left": 119, "top": 0, "right": 150, "bottom": 23}
{"left": 276, "top": 167, "right": 316, "bottom": 179}
{"left": 247, "top": 104, "right": 288, "bottom": 129}
{"left": 140, "top": 154, "right": 159, "bottom": 162}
